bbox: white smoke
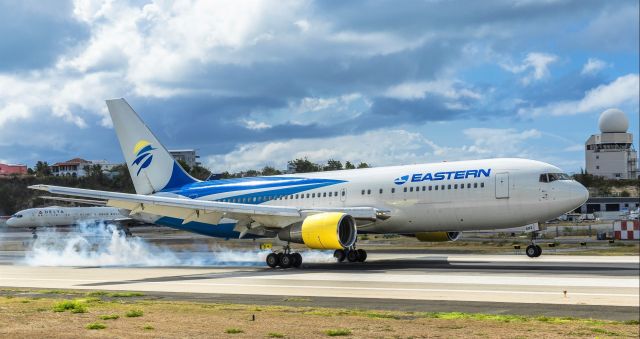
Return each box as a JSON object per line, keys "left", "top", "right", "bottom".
{"left": 22, "top": 221, "right": 335, "bottom": 267}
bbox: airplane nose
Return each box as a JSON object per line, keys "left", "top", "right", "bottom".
{"left": 5, "top": 218, "right": 15, "bottom": 227}
{"left": 573, "top": 181, "right": 589, "bottom": 206}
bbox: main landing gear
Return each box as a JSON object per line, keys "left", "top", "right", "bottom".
{"left": 266, "top": 245, "right": 303, "bottom": 269}
{"left": 526, "top": 231, "right": 542, "bottom": 258}
{"left": 333, "top": 248, "right": 367, "bottom": 263}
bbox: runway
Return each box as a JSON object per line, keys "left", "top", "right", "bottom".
{"left": 0, "top": 252, "right": 638, "bottom": 320}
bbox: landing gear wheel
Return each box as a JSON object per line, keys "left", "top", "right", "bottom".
{"left": 526, "top": 245, "right": 538, "bottom": 258}
{"left": 334, "top": 249, "right": 346, "bottom": 262}
{"left": 279, "top": 254, "right": 293, "bottom": 268}
{"left": 292, "top": 253, "right": 303, "bottom": 268}
{"left": 266, "top": 253, "right": 279, "bottom": 268}
{"left": 347, "top": 250, "right": 359, "bottom": 262}
{"left": 356, "top": 249, "right": 367, "bottom": 262}
{"left": 534, "top": 245, "right": 542, "bottom": 257}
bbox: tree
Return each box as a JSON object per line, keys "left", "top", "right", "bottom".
{"left": 34, "top": 161, "right": 51, "bottom": 177}
{"left": 344, "top": 161, "right": 356, "bottom": 169}
{"left": 189, "top": 164, "right": 212, "bottom": 181}
{"left": 324, "top": 159, "right": 343, "bottom": 171}
{"left": 261, "top": 166, "right": 281, "bottom": 176}
{"left": 357, "top": 162, "right": 370, "bottom": 169}
{"left": 288, "top": 158, "right": 321, "bottom": 173}
{"left": 244, "top": 170, "right": 260, "bottom": 177}
{"left": 176, "top": 159, "right": 191, "bottom": 173}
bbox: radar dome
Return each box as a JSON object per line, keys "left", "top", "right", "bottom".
{"left": 598, "top": 108, "right": 628, "bottom": 133}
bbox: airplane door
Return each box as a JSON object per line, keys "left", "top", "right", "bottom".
{"left": 340, "top": 188, "right": 347, "bottom": 202}
{"left": 495, "top": 172, "right": 509, "bottom": 199}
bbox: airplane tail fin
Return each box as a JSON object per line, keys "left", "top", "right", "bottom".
{"left": 106, "top": 98, "right": 199, "bottom": 195}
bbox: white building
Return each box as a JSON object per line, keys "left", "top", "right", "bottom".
{"left": 169, "top": 149, "right": 200, "bottom": 168}
{"left": 51, "top": 158, "right": 119, "bottom": 177}
{"left": 585, "top": 109, "right": 638, "bottom": 179}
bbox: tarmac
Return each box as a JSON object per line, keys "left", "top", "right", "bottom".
{"left": 0, "top": 251, "right": 638, "bottom": 321}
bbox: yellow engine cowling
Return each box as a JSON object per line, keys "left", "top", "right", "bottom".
{"left": 278, "top": 212, "right": 357, "bottom": 250}
{"left": 415, "top": 231, "right": 461, "bottom": 242}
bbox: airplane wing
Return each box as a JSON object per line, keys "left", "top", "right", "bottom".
{"left": 29, "top": 185, "right": 389, "bottom": 229}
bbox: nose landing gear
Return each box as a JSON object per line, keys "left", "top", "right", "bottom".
{"left": 526, "top": 231, "right": 542, "bottom": 258}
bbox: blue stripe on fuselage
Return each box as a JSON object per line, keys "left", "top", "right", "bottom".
{"left": 161, "top": 176, "right": 345, "bottom": 201}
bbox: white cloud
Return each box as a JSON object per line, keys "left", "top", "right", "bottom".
{"left": 581, "top": 58, "right": 609, "bottom": 75}
{"left": 294, "top": 19, "right": 310, "bottom": 32}
{"left": 519, "top": 73, "right": 639, "bottom": 117}
{"left": 384, "top": 79, "right": 482, "bottom": 101}
{"left": 242, "top": 119, "right": 272, "bottom": 130}
{"left": 204, "top": 126, "right": 542, "bottom": 172}
{"left": 501, "top": 52, "right": 558, "bottom": 85}
{"left": 563, "top": 144, "right": 584, "bottom": 152}
{"left": 462, "top": 128, "right": 541, "bottom": 157}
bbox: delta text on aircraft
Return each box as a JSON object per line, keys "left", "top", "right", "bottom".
{"left": 30, "top": 99, "right": 589, "bottom": 268}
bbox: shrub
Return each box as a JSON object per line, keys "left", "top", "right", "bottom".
{"left": 52, "top": 300, "right": 87, "bottom": 313}
{"left": 125, "top": 309, "right": 144, "bottom": 317}
{"left": 99, "top": 314, "right": 119, "bottom": 320}
{"left": 325, "top": 328, "right": 352, "bottom": 336}
{"left": 86, "top": 322, "right": 106, "bottom": 330}
{"left": 225, "top": 328, "right": 243, "bottom": 334}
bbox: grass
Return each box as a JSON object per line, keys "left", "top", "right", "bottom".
{"left": 125, "top": 309, "right": 144, "bottom": 317}
{"left": 99, "top": 314, "right": 120, "bottom": 320}
{"left": 591, "top": 328, "right": 621, "bottom": 336}
{"left": 225, "top": 328, "right": 244, "bottom": 334}
{"left": 267, "top": 332, "right": 285, "bottom": 338}
{"left": 52, "top": 300, "right": 87, "bottom": 314}
{"left": 109, "top": 292, "right": 145, "bottom": 298}
{"left": 325, "top": 328, "right": 352, "bottom": 336}
{"left": 283, "top": 297, "right": 311, "bottom": 302}
{"left": 143, "top": 324, "right": 154, "bottom": 330}
{"left": 86, "top": 322, "right": 107, "bottom": 330}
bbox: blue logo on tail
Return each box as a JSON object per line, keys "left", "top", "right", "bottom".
{"left": 132, "top": 140, "right": 155, "bottom": 176}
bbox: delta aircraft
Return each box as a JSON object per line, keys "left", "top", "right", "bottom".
{"left": 5, "top": 205, "right": 134, "bottom": 238}
{"left": 30, "top": 99, "right": 589, "bottom": 268}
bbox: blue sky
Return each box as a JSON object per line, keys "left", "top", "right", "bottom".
{"left": 0, "top": 0, "right": 638, "bottom": 173}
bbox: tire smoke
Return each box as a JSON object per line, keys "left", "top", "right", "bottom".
{"left": 22, "top": 221, "right": 335, "bottom": 267}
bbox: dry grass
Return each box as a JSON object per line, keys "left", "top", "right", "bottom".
{"left": 0, "top": 294, "right": 638, "bottom": 338}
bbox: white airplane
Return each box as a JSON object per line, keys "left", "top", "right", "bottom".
{"left": 5, "top": 206, "right": 132, "bottom": 237}
{"left": 30, "top": 98, "right": 589, "bottom": 267}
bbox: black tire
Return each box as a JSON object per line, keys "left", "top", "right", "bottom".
{"left": 292, "top": 253, "right": 303, "bottom": 268}
{"left": 347, "top": 250, "right": 359, "bottom": 262}
{"left": 534, "top": 245, "right": 542, "bottom": 257}
{"left": 334, "top": 249, "right": 346, "bottom": 262}
{"left": 526, "top": 245, "right": 537, "bottom": 258}
{"left": 356, "top": 249, "right": 367, "bottom": 262}
{"left": 279, "top": 254, "right": 293, "bottom": 268}
{"left": 266, "top": 253, "right": 279, "bottom": 268}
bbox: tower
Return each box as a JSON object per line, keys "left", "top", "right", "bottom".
{"left": 585, "top": 109, "right": 638, "bottom": 179}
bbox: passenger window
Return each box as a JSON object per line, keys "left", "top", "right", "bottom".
{"left": 323, "top": 192, "right": 327, "bottom": 197}
{"left": 312, "top": 193, "right": 316, "bottom": 198}
{"left": 307, "top": 193, "right": 310, "bottom": 198}
{"left": 422, "top": 186, "right": 426, "bottom": 191}
{"left": 341, "top": 191, "right": 345, "bottom": 196}
{"left": 447, "top": 185, "right": 451, "bottom": 189}
{"left": 454, "top": 184, "right": 458, "bottom": 189}
{"left": 391, "top": 188, "right": 395, "bottom": 193}
{"left": 435, "top": 186, "right": 438, "bottom": 191}
{"left": 467, "top": 183, "right": 471, "bottom": 188}
{"left": 379, "top": 189, "right": 383, "bottom": 194}
{"left": 410, "top": 187, "right": 413, "bottom": 192}
{"left": 474, "top": 183, "right": 478, "bottom": 188}
{"left": 361, "top": 190, "right": 365, "bottom": 195}
{"left": 367, "top": 189, "right": 371, "bottom": 195}
{"left": 335, "top": 191, "right": 338, "bottom": 196}
{"left": 429, "top": 186, "right": 432, "bottom": 191}
{"left": 328, "top": 192, "right": 332, "bottom": 197}
{"left": 460, "top": 184, "right": 464, "bottom": 189}
{"left": 403, "top": 187, "right": 407, "bottom": 193}
{"left": 481, "top": 182, "right": 485, "bottom": 188}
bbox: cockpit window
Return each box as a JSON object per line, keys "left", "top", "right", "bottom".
{"left": 540, "top": 173, "right": 571, "bottom": 183}
{"left": 11, "top": 214, "right": 23, "bottom": 218}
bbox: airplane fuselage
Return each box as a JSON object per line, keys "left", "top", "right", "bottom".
{"left": 146, "top": 158, "right": 588, "bottom": 238}
{"left": 6, "top": 207, "right": 125, "bottom": 228}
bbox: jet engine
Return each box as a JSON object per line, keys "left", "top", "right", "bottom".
{"left": 414, "top": 231, "right": 461, "bottom": 242}
{"left": 278, "top": 212, "right": 357, "bottom": 250}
